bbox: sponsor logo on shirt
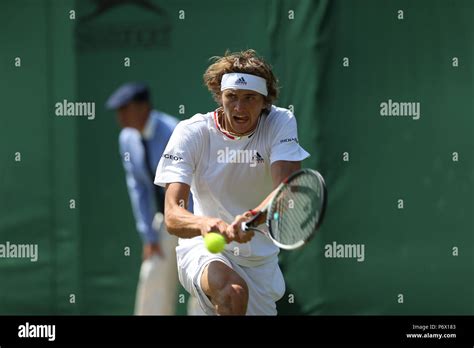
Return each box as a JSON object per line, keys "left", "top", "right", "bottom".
{"left": 252, "top": 152, "right": 264, "bottom": 165}
{"left": 162, "top": 153, "right": 183, "bottom": 161}
{"left": 279, "top": 137, "right": 299, "bottom": 144}
{"left": 217, "top": 147, "right": 264, "bottom": 168}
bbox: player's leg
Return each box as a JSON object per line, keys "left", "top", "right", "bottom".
{"left": 200, "top": 261, "right": 249, "bottom": 315}
{"left": 241, "top": 258, "right": 285, "bottom": 315}
{"left": 175, "top": 240, "right": 247, "bottom": 315}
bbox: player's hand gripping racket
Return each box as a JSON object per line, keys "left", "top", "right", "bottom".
{"left": 241, "top": 168, "right": 327, "bottom": 250}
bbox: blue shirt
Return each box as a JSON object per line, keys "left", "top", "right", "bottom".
{"left": 119, "top": 110, "right": 187, "bottom": 243}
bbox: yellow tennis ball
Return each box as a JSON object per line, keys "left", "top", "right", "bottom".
{"left": 204, "top": 232, "right": 226, "bottom": 253}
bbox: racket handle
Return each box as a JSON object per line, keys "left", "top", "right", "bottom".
{"left": 242, "top": 209, "right": 258, "bottom": 232}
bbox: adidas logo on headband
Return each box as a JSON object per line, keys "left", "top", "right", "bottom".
{"left": 221, "top": 73, "right": 268, "bottom": 96}
{"left": 235, "top": 77, "right": 247, "bottom": 85}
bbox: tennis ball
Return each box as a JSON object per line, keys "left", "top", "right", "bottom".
{"left": 204, "top": 232, "right": 226, "bottom": 253}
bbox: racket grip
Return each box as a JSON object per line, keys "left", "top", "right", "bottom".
{"left": 242, "top": 209, "right": 257, "bottom": 232}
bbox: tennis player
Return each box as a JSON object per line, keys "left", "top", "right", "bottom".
{"left": 154, "top": 49, "right": 310, "bottom": 315}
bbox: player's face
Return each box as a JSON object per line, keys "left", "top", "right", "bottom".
{"left": 221, "top": 89, "right": 266, "bottom": 135}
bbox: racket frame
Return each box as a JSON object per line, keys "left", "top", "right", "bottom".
{"left": 241, "top": 168, "right": 327, "bottom": 250}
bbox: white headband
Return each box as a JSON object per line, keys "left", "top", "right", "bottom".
{"left": 220, "top": 73, "right": 268, "bottom": 96}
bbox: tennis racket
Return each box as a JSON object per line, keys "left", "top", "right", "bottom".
{"left": 241, "top": 168, "right": 327, "bottom": 250}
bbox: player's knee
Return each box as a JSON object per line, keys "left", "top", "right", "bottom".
{"left": 203, "top": 262, "right": 249, "bottom": 315}
{"left": 220, "top": 281, "right": 248, "bottom": 315}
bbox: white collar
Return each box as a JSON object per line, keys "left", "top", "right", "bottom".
{"left": 141, "top": 111, "right": 157, "bottom": 140}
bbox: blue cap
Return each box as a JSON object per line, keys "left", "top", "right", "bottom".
{"left": 105, "top": 82, "right": 150, "bottom": 110}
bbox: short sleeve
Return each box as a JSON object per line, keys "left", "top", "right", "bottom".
{"left": 154, "top": 121, "right": 200, "bottom": 187}
{"left": 269, "top": 109, "right": 310, "bottom": 164}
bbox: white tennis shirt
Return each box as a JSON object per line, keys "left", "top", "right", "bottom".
{"left": 154, "top": 105, "right": 310, "bottom": 266}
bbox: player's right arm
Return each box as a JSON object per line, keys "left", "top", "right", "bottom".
{"left": 164, "top": 182, "right": 226, "bottom": 238}
{"left": 156, "top": 117, "right": 251, "bottom": 243}
{"left": 164, "top": 182, "right": 252, "bottom": 243}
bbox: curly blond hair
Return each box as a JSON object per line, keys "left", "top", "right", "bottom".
{"left": 203, "top": 49, "right": 279, "bottom": 107}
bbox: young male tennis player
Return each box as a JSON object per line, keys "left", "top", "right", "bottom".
{"left": 154, "top": 49, "right": 310, "bottom": 315}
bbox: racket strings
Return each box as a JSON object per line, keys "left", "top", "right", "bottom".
{"left": 270, "top": 173, "right": 324, "bottom": 247}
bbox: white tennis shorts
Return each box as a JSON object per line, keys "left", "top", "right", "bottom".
{"left": 176, "top": 238, "right": 286, "bottom": 315}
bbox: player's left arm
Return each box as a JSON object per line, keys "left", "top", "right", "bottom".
{"left": 227, "top": 160, "right": 301, "bottom": 240}
{"left": 271, "top": 160, "right": 301, "bottom": 188}
{"left": 250, "top": 160, "right": 301, "bottom": 213}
